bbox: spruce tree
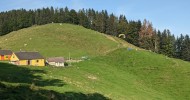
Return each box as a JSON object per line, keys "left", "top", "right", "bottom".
{"left": 125, "top": 20, "right": 141, "bottom": 46}
{"left": 117, "top": 15, "right": 128, "bottom": 36}
{"left": 181, "top": 35, "right": 190, "bottom": 61}
{"left": 78, "top": 9, "right": 89, "bottom": 28}
{"left": 106, "top": 13, "right": 118, "bottom": 36}
{"left": 70, "top": 9, "right": 79, "bottom": 24}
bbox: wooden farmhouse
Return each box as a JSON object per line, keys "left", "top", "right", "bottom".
{"left": 47, "top": 57, "right": 65, "bottom": 67}
{"left": 0, "top": 50, "right": 13, "bottom": 61}
{"left": 10, "top": 52, "right": 45, "bottom": 66}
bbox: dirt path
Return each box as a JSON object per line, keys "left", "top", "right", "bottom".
{"left": 103, "top": 35, "right": 143, "bottom": 54}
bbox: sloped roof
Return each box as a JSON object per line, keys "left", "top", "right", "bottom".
{"left": 14, "top": 52, "right": 44, "bottom": 60}
{"left": 0, "top": 50, "right": 12, "bottom": 55}
{"left": 47, "top": 57, "right": 65, "bottom": 63}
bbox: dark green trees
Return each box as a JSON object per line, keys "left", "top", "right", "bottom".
{"left": 158, "top": 29, "right": 175, "bottom": 57}
{"left": 106, "top": 13, "right": 118, "bottom": 36}
{"left": 125, "top": 20, "right": 141, "bottom": 46}
{"left": 117, "top": 15, "right": 128, "bottom": 36}
{"left": 174, "top": 34, "right": 190, "bottom": 61}
{"left": 78, "top": 9, "right": 89, "bottom": 28}
{"left": 69, "top": 9, "right": 79, "bottom": 24}
{"left": 181, "top": 35, "right": 190, "bottom": 61}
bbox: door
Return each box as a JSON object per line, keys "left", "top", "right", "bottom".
{"left": 28, "top": 60, "right": 31, "bottom": 65}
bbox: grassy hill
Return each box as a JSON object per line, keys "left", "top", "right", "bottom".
{"left": 0, "top": 23, "right": 133, "bottom": 58}
{"left": 0, "top": 24, "right": 190, "bottom": 100}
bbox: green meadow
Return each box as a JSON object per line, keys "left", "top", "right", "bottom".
{"left": 0, "top": 24, "right": 190, "bottom": 100}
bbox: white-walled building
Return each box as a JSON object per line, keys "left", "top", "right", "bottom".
{"left": 47, "top": 57, "right": 65, "bottom": 67}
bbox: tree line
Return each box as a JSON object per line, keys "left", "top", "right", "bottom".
{"left": 0, "top": 7, "right": 189, "bottom": 61}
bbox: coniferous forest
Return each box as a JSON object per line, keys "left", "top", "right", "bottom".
{"left": 0, "top": 7, "right": 189, "bottom": 61}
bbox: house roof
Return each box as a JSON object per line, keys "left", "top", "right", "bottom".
{"left": 0, "top": 50, "right": 12, "bottom": 55}
{"left": 14, "top": 52, "right": 44, "bottom": 60}
{"left": 47, "top": 57, "right": 65, "bottom": 63}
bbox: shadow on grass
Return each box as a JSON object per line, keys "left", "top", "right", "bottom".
{"left": 0, "top": 62, "right": 64, "bottom": 87}
{"left": 0, "top": 62, "right": 110, "bottom": 100}
{"left": 0, "top": 82, "right": 110, "bottom": 100}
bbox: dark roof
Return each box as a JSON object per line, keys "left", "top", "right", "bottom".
{"left": 14, "top": 52, "right": 44, "bottom": 60}
{"left": 47, "top": 57, "right": 65, "bottom": 63}
{"left": 0, "top": 50, "right": 12, "bottom": 55}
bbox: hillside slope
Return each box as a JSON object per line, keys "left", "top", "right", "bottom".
{"left": 1, "top": 48, "right": 190, "bottom": 100}
{"left": 0, "top": 24, "right": 190, "bottom": 100}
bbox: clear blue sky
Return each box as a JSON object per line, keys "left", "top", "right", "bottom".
{"left": 0, "top": 0, "right": 190, "bottom": 36}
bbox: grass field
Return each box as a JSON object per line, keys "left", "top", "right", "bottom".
{"left": 0, "top": 24, "right": 190, "bottom": 100}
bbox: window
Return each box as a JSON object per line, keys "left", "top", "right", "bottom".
{"left": 36, "top": 60, "right": 39, "bottom": 63}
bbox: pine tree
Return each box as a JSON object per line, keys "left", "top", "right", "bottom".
{"left": 49, "top": 7, "right": 55, "bottom": 22}
{"left": 159, "top": 29, "right": 175, "bottom": 57}
{"left": 157, "top": 30, "right": 162, "bottom": 52}
{"left": 87, "top": 9, "right": 96, "bottom": 30}
{"left": 101, "top": 10, "right": 109, "bottom": 33}
{"left": 174, "top": 34, "right": 184, "bottom": 59}
{"left": 117, "top": 15, "right": 128, "bottom": 37}
{"left": 167, "top": 31, "right": 175, "bottom": 57}
{"left": 64, "top": 7, "right": 70, "bottom": 23}
{"left": 152, "top": 29, "right": 159, "bottom": 52}
{"left": 181, "top": 35, "right": 190, "bottom": 61}
{"left": 126, "top": 20, "right": 141, "bottom": 46}
{"left": 78, "top": 9, "right": 89, "bottom": 28}
{"left": 94, "top": 11, "right": 102, "bottom": 33}
{"left": 70, "top": 9, "right": 79, "bottom": 24}
{"left": 106, "top": 13, "right": 118, "bottom": 36}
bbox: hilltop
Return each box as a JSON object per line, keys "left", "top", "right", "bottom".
{"left": 0, "top": 24, "right": 190, "bottom": 100}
